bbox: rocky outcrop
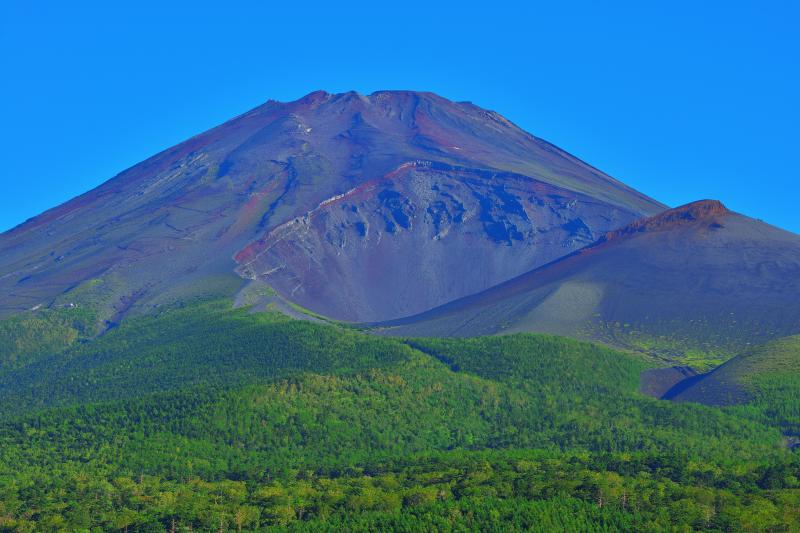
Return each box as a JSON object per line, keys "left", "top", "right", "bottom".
{"left": 601, "top": 200, "right": 729, "bottom": 243}
{"left": 235, "top": 161, "right": 643, "bottom": 321}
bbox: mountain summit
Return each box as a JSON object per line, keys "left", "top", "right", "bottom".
{"left": 0, "top": 90, "right": 663, "bottom": 322}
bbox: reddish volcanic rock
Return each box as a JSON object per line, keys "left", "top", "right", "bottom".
{"left": 601, "top": 200, "right": 730, "bottom": 242}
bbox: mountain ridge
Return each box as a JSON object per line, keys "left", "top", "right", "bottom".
{"left": 375, "top": 200, "right": 800, "bottom": 364}
{"left": 0, "top": 90, "right": 663, "bottom": 322}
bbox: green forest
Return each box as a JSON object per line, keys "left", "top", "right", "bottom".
{"left": 0, "top": 300, "right": 798, "bottom": 531}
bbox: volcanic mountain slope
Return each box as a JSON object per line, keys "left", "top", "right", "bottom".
{"left": 0, "top": 90, "right": 663, "bottom": 323}
{"left": 377, "top": 200, "right": 800, "bottom": 361}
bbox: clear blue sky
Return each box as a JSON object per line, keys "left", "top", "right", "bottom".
{"left": 1, "top": 1, "right": 798, "bottom": 233}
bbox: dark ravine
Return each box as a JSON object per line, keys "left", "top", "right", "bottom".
{"left": 661, "top": 372, "right": 749, "bottom": 405}
{"left": 639, "top": 366, "right": 750, "bottom": 407}
{"left": 639, "top": 365, "right": 699, "bottom": 399}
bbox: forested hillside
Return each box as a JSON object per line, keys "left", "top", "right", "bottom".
{"left": 0, "top": 300, "right": 798, "bottom": 531}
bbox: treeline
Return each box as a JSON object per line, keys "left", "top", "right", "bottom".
{"left": 0, "top": 305, "right": 96, "bottom": 375}
{"left": 0, "top": 300, "right": 413, "bottom": 417}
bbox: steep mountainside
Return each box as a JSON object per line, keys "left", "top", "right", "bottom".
{"left": 377, "top": 201, "right": 800, "bottom": 362}
{"left": 0, "top": 91, "right": 662, "bottom": 323}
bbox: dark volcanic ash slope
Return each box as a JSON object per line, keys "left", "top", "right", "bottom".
{"left": 378, "top": 200, "right": 800, "bottom": 355}
{"left": 0, "top": 90, "right": 663, "bottom": 322}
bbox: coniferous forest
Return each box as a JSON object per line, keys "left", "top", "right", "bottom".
{"left": 0, "top": 299, "right": 798, "bottom": 531}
